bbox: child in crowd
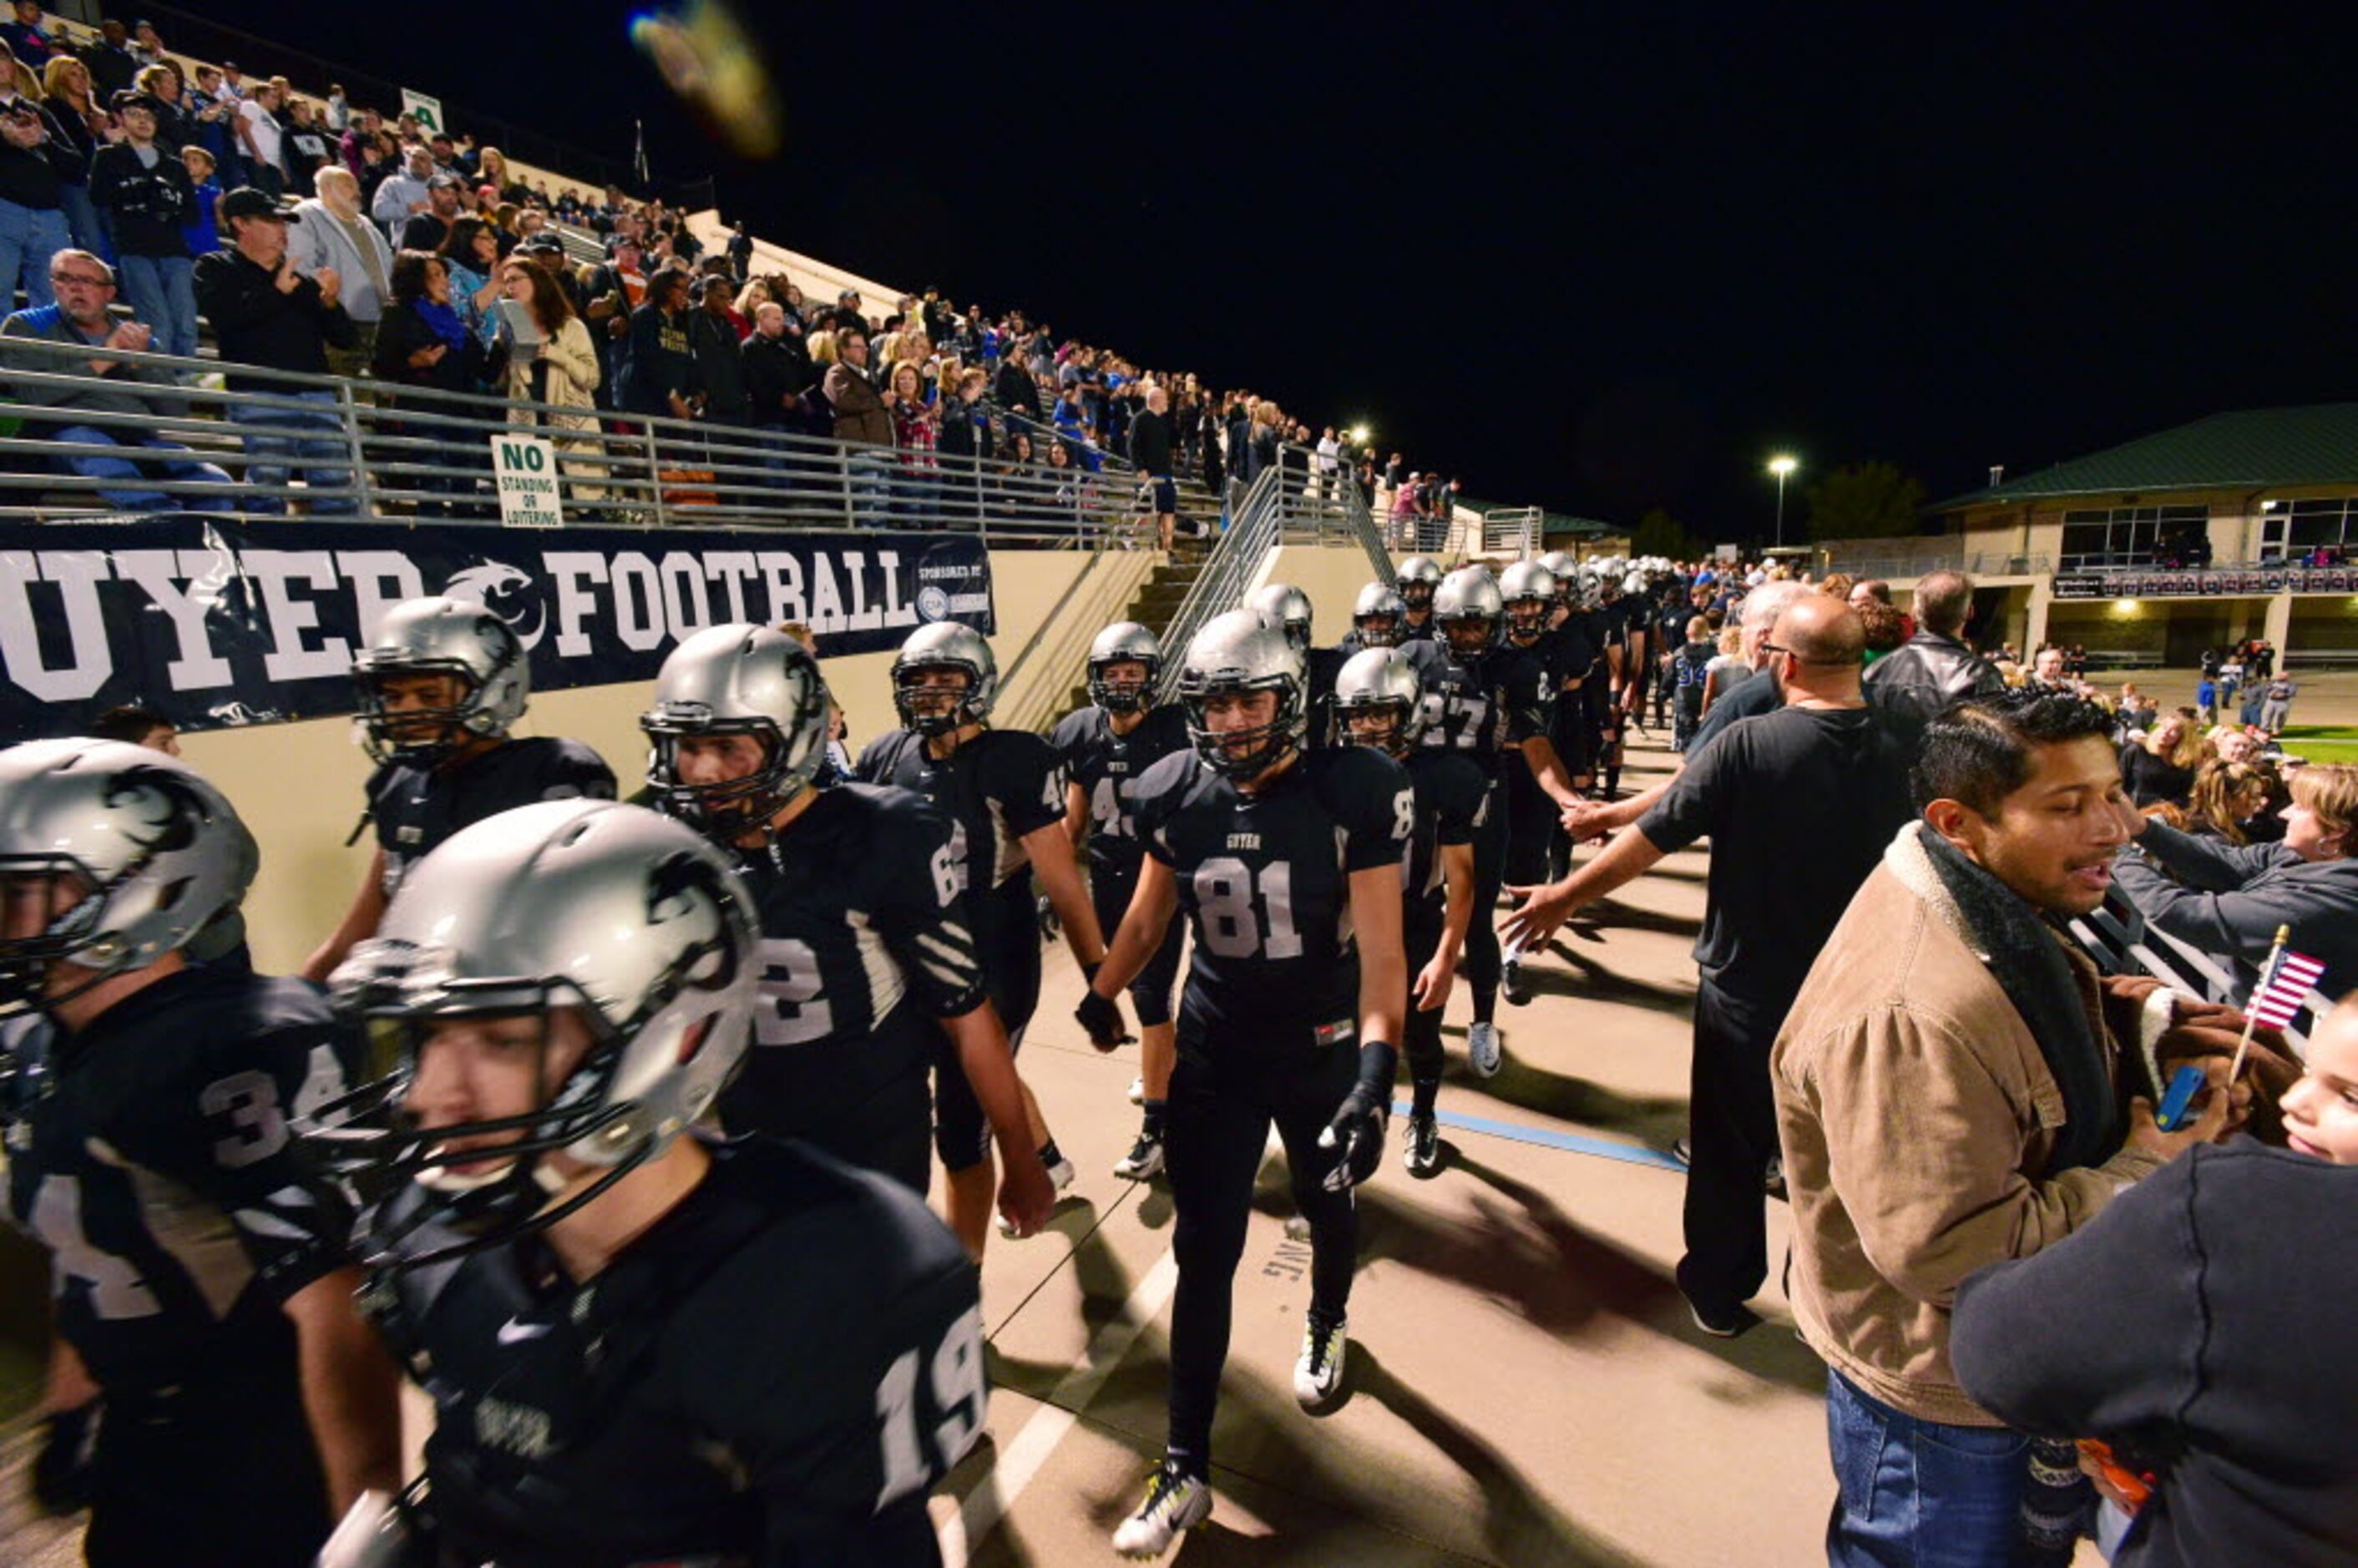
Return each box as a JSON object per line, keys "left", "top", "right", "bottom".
{"left": 180, "top": 145, "right": 220, "bottom": 256}
{"left": 1670, "top": 614, "right": 1714, "bottom": 751}
{"left": 2259, "top": 674, "right": 2297, "bottom": 735}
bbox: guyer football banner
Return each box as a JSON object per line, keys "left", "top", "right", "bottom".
{"left": 0, "top": 519, "right": 995, "bottom": 743}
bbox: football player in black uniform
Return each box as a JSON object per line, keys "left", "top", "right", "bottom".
{"left": 1492, "top": 560, "right": 1591, "bottom": 1006}
{"left": 1420, "top": 567, "right": 1582, "bottom": 1072}
{"left": 305, "top": 799, "right": 980, "bottom": 1568}
{"left": 1333, "top": 581, "right": 1407, "bottom": 657}
{"left": 1051, "top": 622, "right": 1191, "bottom": 1181}
{"left": 1075, "top": 610, "right": 1408, "bottom": 1555}
{"left": 0, "top": 739, "right": 398, "bottom": 1567}
{"left": 1248, "top": 583, "right": 1336, "bottom": 748}
{"left": 642, "top": 623, "right": 1055, "bottom": 1235}
{"left": 858, "top": 622, "right": 1116, "bottom": 1255}
{"left": 1394, "top": 554, "right": 1443, "bottom": 642}
{"left": 304, "top": 595, "right": 616, "bottom": 984}
{"left": 1591, "top": 570, "right": 1638, "bottom": 799}
{"left": 1333, "top": 648, "right": 1486, "bottom": 1176}
{"left": 1542, "top": 556, "right": 1609, "bottom": 881}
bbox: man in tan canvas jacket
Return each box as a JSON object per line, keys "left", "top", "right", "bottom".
{"left": 1774, "top": 689, "right": 2249, "bottom": 1566}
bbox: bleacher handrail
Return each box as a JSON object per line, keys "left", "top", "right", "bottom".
{"left": 2069, "top": 886, "right": 2325, "bottom": 1057}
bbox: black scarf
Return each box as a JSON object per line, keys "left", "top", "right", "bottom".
{"left": 1916, "top": 827, "right": 2116, "bottom": 1174}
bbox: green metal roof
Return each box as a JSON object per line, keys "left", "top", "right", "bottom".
{"left": 1932, "top": 403, "right": 2358, "bottom": 511}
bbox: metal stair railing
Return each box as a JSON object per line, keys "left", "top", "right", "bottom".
{"left": 2068, "top": 886, "right": 2326, "bottom": 1057}
{"left": 1154, "top": 465, "right": 1282, "bottom": 703}
{"left": 1480, "top": 506, "right": 1544, "bottom": 558}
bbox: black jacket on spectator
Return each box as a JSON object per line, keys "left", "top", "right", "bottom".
{"left": 1952, "top": 1141, "right": 2358, "bottom": 1568}
{"left": 0, "top": 102, "right": 73, "bottom": 209}
{"left": 1862, "top": 629, "right": 2005, "bottom": 726}
{"left": 1130, "top": 407, "right": 1172, "bottom": 475}
{"left": 88, "top": 142, "right": 195, "bottom": 256}
{"left": 621, "top": 301, "right": 693, "bottom": 417}
{"left": 994, "top": 360, "right": 1040, "bottom": 418}
{"left": 370, "top": 302, "right": 484, "bottom": 402}
{"left": 687, "top": 309, "right": 749, "bottom": 424}
{"left": 741, "top": 328, "right": 810, "bottom": 427}
{"left": 192, "top": 248, "right": 357, "bottom": 388}
{"left": 938, "top": 397, "right": 993, "bottom": 465}
{"left": 79, "top": 39, "right": 139, "bottom": 100}
{"left": 2121, "top": 746, "right": 2197, "bottom": 810}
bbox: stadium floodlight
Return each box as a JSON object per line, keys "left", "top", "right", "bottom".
{"left": 1768, "top": 454, "right": 1799, "bottom": 545}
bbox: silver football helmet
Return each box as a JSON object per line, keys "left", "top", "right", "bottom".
{"left": 1333, "top": 647, "right": 1426, "bottom": 757}
{"left": 1498, "top": 561, "right": 1558, "bottom": 641}
{"left": 1177, "top": 609, "right": 1305, "bottom": 781}
{"left": 307, "top": 799, "right": 758, "bottom": 1269}
{"left": 1246, "top": 583, "right": 1314, "bottom": 653}
{"left": 1351, "top": 582, "right": 1407, "bottom": 648}
{"left": 1540, "top": 549, "right": 1579, "bottom": 582}
{"left": 1434, "top": 565, "right": 1505, "bottom": 660}
{"left": 1395, "top": 554, "right": 1443, "bottom": 611}
{"left": 0, "top": 739, "right": 256, "bottom": 1016}
{"left": 352, "top": 596, "right": 529, "bottom": 766}
{"left": 892, "top": 622, "right": 998, "bottom": 736}
{"left": 642, "top": 623, "right": 836, "bottom": 836}
{"left": 1086, "top": 621, "right": 1164, "bottom": 714}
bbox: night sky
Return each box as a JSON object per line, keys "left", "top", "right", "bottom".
{"left": 230, "top": 1, "right": 2356, "bottom": 539}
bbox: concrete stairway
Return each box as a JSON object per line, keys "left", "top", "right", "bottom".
{"left": 1053, "top": 534, "right": 1216, "bottom": 715}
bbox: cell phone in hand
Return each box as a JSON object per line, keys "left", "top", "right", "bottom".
{"left": 2155, "top": 1063, "right": 2208, "bottom": 1132}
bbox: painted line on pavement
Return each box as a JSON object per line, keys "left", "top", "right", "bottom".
{"left": 1394, "top": 1100, "right": 1687, "bottom": 1171}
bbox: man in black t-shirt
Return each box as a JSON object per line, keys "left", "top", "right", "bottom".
{"left": 1052, "top": 622, "right": 1191, "bottom": 1180}
{"left": 1504, "top": 598, "right": 1915, "bottom": 1337}
{"left": 0, "top": 740, "right": 397, "bottom": 1567}
{"left": 859, "top": 622, "right": 1115, "bottom": 1255}
{"left": 304, "top": 597, "right": 615, "bottom": 984}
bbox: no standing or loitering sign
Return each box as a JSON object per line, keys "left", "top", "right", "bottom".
{"left": 490, "top": 434, "right": 564, "bottom": 529}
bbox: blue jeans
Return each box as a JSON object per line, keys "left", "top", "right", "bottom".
{"left": 226, "top": 390, "right": 357, "bottom": 515}
{"left": 116, "top": 254, "right": 197, "bottom": 361}
{"left": 845, "top": 448, "right": 890, "bottom": 526}
{"left": 56, "top": 182, "right": 109, "bottom": 262}
{"left": 0, "top": 196, "right": 71, "bottom": 311}
{"left": 52, "top": 424, "right": 233, "bottom": 512}
{"left": 1825, "top": 1369, "right": 2030, "bottom": 1568}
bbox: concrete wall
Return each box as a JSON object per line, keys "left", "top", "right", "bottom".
{"left": 181, "top": 549, "right": 1106, "bottom": 974}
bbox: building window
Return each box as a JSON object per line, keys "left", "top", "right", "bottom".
{"left": 2285, "top": 497, "right": 2356, "bottom": 557}
{"left": 2059, "top": 504, "right": 2209, "bottom": 569}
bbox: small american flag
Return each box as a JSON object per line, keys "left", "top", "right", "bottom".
{"left": 2249, "top": 946, "right": 2327, "bottom": 1029}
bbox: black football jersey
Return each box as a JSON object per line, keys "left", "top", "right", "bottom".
{"left": 1302, "top": 645, "right": 1346, "bottom": 751}
{"left": 2, "top": 968, "right": 354, "bottom": 1394}
{"left": 1417, "top": 644, "right": 1551, "bottom": 776}
{"left": 856, "top": 727, "right": 1066, "bottom": 949}
{"left": 1131, "top": 744, "right": 1409, "bottom": 1041}
{"left": 1595, "top": 597, "right": 1634, "bottom": 650}
{"left": 368, "top": 736, "right": 616, "bottom": 899}
{"left": 723, "top": 784, "right": 985, "bottom": 1147}
{"left": 1402, "top": 747, "right": 1489, "bottom": 908}
{"left": 371, "top": 1140, "right": 979, "bottom": 1568}
{"left": 1547, "top": 613, "right": 1602, "bottom": 689}
{"left": 1399, "top": 611, "right": 1437, "bottom": 644}
{"left": 1049, "top": 703, "right": 1191, "bottom": 879}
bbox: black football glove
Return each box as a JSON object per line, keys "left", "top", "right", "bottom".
{"left": 31, "top": 1400, "right": 99, "bottom": 1515}
{"left": 1035, "top": 893, "right": 1060, "bottom": 941}
{"left": 1075, "top": 963, "right": 1131, "bottom": 1051}
{"left": 1319, "top": 1040, "right": 1398, "bottom": 1191}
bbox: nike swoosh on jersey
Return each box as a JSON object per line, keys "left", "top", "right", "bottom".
{"left": 497, "top": 1318, "right": 552, "bottom": 1345}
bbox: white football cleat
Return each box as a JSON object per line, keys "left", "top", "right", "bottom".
{"left": 1468, "top": 1020, "right": 1503, "bottom": 1078}
{"left": 1112, "top": 1460, "right": 1211, "bottom": 1556}
{"left": 999, "top": 1150, "right": 1077, "bottom": 1237}
{"left": 1128, "top": 1074, "right": 1145, "bottom": 1105}
{"left": 1293, "top": 1314, "right": 1348, "bottom": 1407}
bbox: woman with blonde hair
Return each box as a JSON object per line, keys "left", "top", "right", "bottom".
{"left": 40, "top": 54, "right": 108, "bottom": 255}
{"left": 2185, "top": 760, "right": 2271, "bottom": 845}
{"left": 732, "top": 276, "right": 771, "bottom": 318}
{"left": 497, "top": 254, "right": 605, "bottom": 502}
{"left": 2122, "top": 708, "right": 2204, "bottom": 808}
{"left": 477, "top": 144, "right": 528, "bottom": 204}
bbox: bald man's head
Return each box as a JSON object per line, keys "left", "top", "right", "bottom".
{"left": 1774, "top": 594, "right": 1867, "bottom": 668}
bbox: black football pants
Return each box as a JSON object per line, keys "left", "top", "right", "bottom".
{"left": 1460, "top": 782, "right": 1507, "bottom": 991}
{"left": 1163, "top": 1034, "right": 1358, "bottom": 1477}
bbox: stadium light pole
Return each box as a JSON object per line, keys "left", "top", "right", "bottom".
{"left": 1768, "top": 454, "right": 1799, "bottom": 547}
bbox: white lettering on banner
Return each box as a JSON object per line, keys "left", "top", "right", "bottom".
{"left": 0, "top": 549, "right": 113, "bottom": 701}
{"left": 841, "top": 552, "right": 883, "bottom": 632}
{"left": 873, "top": 551, "right": 907, "bottom": 624}
{"left": 759, "top": 552, "right": 805, "bottom": 625}
{"left": 241, "top": 550, "right": 353, "bottom": 683}
{"left": 336, "top": 551, "right": 428, "bottom": 646}
{"left": 112, "top": 549, "right": 234, "bottom": 687}
{"left": 609, "top": 552, "right": 664, "bottom": 652}
{"left": 658, "top": 552, "right": 713, "bottom": 639}
{"left": 706, "top": 552, "right": 758, "bottom": 625}
{"left": 808, "top": 554, "right": 845, "bottom": 630}
{"left": 546, "top": 552, "right": 608, "bottom": 659}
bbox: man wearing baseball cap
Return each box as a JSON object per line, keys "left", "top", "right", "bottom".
{"left": 399, "top": 172, "right": 460, "bottom": 253}
{"left": 192, "top": 188, "right": 360, "bottom": 514}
